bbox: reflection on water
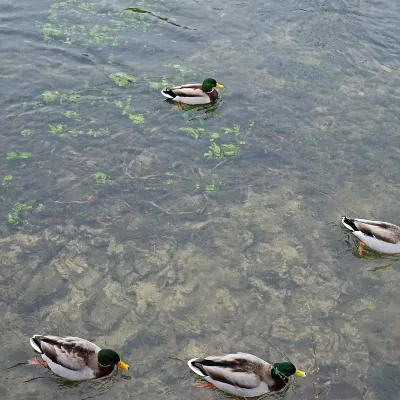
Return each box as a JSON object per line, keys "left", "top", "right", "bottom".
{"left": 1, "top": 0, "right": 400, "bottom": 399}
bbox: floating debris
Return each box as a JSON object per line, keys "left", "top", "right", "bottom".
{"left": 124, "top": 7, "right": 196, "bottom": 30}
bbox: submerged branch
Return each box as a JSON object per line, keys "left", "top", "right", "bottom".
{"left": 124, "top": 7, "right": 196, "bottom": 30}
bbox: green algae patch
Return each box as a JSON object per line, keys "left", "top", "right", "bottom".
{"left": 36, "top": 90, "right": 81, "bottom": 108}
{"left": 114, "top": 96, "right": 145, "bottom": 124}
{"left": 6, "top": 152, "right": 31, "bottom": 161}
{"left": 110, "top": 72, "right": 136, "bottom": 87}
{"left": 49, "top": 124, "right": 65, "bottom": 134}
{"left": 180, "top": 127, "right": 206, "bottom": 139}
{"left": 194, "top": 176, "right": 223, "bottom": 196}
{"left": 179, "top": 121, "right": 253, "bottom": 160}
{"left": 64, "top": 92, "right": 81, "bottom": 103}
{"left": 63, "top": 110, "right": 81, "bottom": 120}
{"left": 7, "top": 203, "right": 44, "bottom": 225}
{"left": 42, "top": 23, "right": 61, "bottom": 41}
{"left": 94, "top": 172, "right": 107, "bottom": 184}
{"left": 31, "top": 91, "right": 86, "bottom": 109}
{"left": 24, "top": 82, "right": 146, "bottom": 141}
{"left": 204, "top": 143, "right": 238, "bottom": 160}
{"left": 21, "top": 129, "right": 34, "bottom": 137}
{"left": 128, "top": 113, "right": 145, "bottom": 124}
{"left": 37, "top": 0, "right": 158, "bottom": 48}
{"left": 49, "top": 123, "right": 100, "bottom": 137}
{"left": 42, "top": 91, "right": 60, "bottom": 104}
{"left": 7, "top": 203, "right": 33, "bottom": 225}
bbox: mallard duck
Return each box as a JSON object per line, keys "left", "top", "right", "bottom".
{"left": 341, "top": 216, "right": 400, "bottom": 255}
{"left": 28, "top": 335, "right": 129, "bottom": 380}
{"left": 188, "top": 353, "right": 306, "bottom": 397}
{"left": 161, "top": 78, "right": 224, "bottom": 106}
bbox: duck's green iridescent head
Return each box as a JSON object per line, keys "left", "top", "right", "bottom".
{"left": 271, "top": 362, "right": 306, "bottom": 380}
{"left": 98, "top": 349, "right": 129, "bottom": 371}
{"left": 202, "top": 78, "right": 224, "bottom": 93}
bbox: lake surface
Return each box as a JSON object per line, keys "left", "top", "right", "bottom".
{"left": 1, "top": 0, "right": 400, "bottom": 399}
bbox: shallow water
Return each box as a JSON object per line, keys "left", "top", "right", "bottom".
{"left": 1, "top": 0, "right": 400, "bottom": 399}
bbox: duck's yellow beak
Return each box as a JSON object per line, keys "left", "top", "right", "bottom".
{"left": 295, "top": 369, "right": 306, "bottom": 377}
{"left": 117, "top": 360, "right": 129, "bottom": 371}
{"left": 216, "top": 83, "right": 224, "bottom": 88}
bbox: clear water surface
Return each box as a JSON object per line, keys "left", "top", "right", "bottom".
{"left": 1, "top": 0, "right": 400, "bottom": 399}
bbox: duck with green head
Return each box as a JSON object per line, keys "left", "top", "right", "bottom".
{"left": 188, "top": 353, "right": 306, "bottom": 397}
{"left": 161, "top": 78, "right": 224, "bottom": 106}
{"left": 28, "top": 334, "right": 129, "bottom": 380}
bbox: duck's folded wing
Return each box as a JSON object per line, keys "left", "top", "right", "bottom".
{"left": 173, "top": 83, "right": 202, "bottom": 89}
{"left": 194, "top": 358, "right": 262, "bottom": 389}
{"left": 170, "top": 86, "right": 204, "bottom": 97}
{"left": 39, "top": 336, "right": 96, "bottom": 371}
{"left": 354, "top": 220, "right": 399, "bottom": 244}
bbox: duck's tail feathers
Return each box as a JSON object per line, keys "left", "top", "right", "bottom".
{"left": 30, "top": 336, "right": 44, "bottom": 353}
{"left": 187, "top": 358, "right": 207, "bottom": 377}
{"left": 341, "top": 216, "right": 359, "bottom": 232}
{"left": 161, "top": 89, "right": 176, "bottom": 99}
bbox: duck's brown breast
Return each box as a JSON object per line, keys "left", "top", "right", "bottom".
{"left": 209, "top": 89, "right": 219, "bottom": 101}
{"left": 94, "top": 364, "right": 115, "bottom": 378}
